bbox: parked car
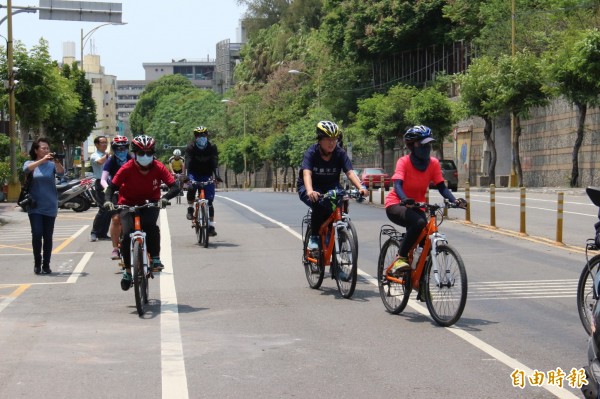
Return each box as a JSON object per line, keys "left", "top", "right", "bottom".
{"left": 429, "top": 159, "right": 458, "bottom": 191}
{"left": 360, "top": 167, "right": 391, "bottom": 190}
{"left": 341, "top": 168, "right": 362, "bottom": 189}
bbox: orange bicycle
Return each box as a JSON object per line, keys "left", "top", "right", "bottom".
{"left": 301, "top": 189, "right": 363, "bottom": 298}
{"left": 377, "top": 200, "right": 467, "bottom": 326}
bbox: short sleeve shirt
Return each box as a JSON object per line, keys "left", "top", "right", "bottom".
{"left": 23, "top": 160, "right": 59, "bottom": 217}
{"left": 90, "top": 150, "right": 106, "bottom": 179}
{"left": 297, "top": 144, "right": 353, "bottom": 193}
{"left": 385, "top": 156, "right": 444, "bottom": 207}
{"left": 111, "top": 159, "right": 175, "bottom": 206}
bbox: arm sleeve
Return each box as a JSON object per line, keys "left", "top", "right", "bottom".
{"left": 393, "top": 180, "right": 407, "bottom": 202}
{"left": 100, "top": 170, "right": 110, "bottom": 189}
{"left": 436, "top": 182, "right": 456, "bottom": 203}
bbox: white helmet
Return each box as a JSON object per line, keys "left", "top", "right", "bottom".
{"left": 173, "top": 149, "right": 181, "bottom": 156}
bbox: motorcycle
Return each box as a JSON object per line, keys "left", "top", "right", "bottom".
{"left": 57, "top": 177, "right": 96, "bottom": 212}
{"left": 583, "top": 271, "right": 600, "bottom": 398}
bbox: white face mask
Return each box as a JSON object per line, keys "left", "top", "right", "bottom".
{"left": 136, "top": 154, "right": 154, "bottom": 167}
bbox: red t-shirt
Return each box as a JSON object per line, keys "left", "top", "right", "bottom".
{"left": 385, "top": 156, "right": 444, "bottom": 208}
{"left": 112, "top": 159, "right": 175, "bottom": 206}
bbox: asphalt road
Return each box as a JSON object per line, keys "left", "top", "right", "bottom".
{"left": 0, "top": 190, "right": 594, "bottom": 398}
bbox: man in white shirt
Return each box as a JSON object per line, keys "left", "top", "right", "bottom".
{"left": 90, "top": 136, "right": 110, "bottom": 242}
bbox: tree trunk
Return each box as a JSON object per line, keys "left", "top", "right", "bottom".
{"left": 483, "top": 117, "right": 497, "bottom": 185}
{"left": 514, "top": 114, "right": 524, "bottom": 187}
{"left": 571, "top": 103, "right": 587, "bottom": 188}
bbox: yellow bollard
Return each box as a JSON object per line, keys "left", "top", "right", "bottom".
{"left": 556, "top": 192, "right": 564, "bottom": 244}
{"left": 465, "top": 182, "right": 471, "bottom": 222}
{"left": 368, "top": 176, "right": 373, "bottom": 203}
{"left": 490, "top": 184, "right": 496, "bottom": 228}
{"left": 380, "top": 177, "right": 385, "bottom": 204}
{"left": 520, "top": 186, "right": 527, "bottom": 235}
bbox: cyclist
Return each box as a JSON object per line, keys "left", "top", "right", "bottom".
{"left": 101, "top": 135, "right": 132, "bottom": 260}
{"left": 385, "top": 125, "right": 466, "bottom": 276}
{"left": 297, "top": 120, "right": 367, "bottom": 250}
{"left": 184, "top": 126, "right": 222, "bottom": 236}
{"left": 168, "top": 149, "right": 185, "bottom": 175}
{"left": 104, "top": 134, "right": 180, "bottom": 291}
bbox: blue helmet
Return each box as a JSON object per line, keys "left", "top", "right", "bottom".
{"left": 404, "top": 125, "right": 434, "bottom": 144}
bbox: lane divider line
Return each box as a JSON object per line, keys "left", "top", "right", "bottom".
{"left": 66, "top": 252, "right": 93, "bottom": 284}
{"left": 159, "top": 209, "right": 189, "bottom": 399}
{"left": 53, "top": 225, "right": 89, "bottom": 254}
{"left": 0, "top": 284, "right": 30, "bottom": 313}
{"left": 219, "top": 194, "right": 579, "bottom": 399}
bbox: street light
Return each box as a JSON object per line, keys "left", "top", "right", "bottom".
{"left": 288, "top": 69, "right": 320, "bottom": 108}
{"left": 79, "top": 22, "right": 127, "bottom": 177}
{"left": 221, "top": 99, "right": 248, "bottom": 188}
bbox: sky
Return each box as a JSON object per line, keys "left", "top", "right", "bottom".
{"left": 4, "top": 0, "right": 246, "bottom": 80}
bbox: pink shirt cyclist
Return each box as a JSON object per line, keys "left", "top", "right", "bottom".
{"left": 385, "top": 125, "right": 465, "bottom": 276}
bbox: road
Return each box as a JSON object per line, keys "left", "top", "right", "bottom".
{"left": 0, "top": 190, "right": 594, "bottom": 398}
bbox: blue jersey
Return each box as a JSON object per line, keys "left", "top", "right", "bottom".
{"left": 297, "top": 143, "right": 353, "bottom": 193}
{"left": 23, "top": 160, "right": 62, "bottom": 217}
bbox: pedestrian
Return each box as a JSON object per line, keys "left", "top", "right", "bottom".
{"left": 90, "top": 135, "right": 111, "bottom": 242}
{"left": 23, "top": 138, "right": 65, "bottom": 274}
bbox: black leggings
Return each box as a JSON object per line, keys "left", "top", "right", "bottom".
{"left": 119, "top": 207, "right": 160, "bottom": 267}
{"left": 385, "top": 204, "right": 427, "bottom": 257}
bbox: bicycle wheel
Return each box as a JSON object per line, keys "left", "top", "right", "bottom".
{"left": 577, "top": 254, "right": 600, "bottom": 335}
{"left": 195, "top": 202, "right": 204, "bottom": 245}
{"left": 303, "top": 227, "right": 324, "bottom": 289}
{"left": 132, "top": 240, "right": 147, "bottom": 316}
{"left": 334, "top": 228, "right": 358, "bottom": 298}
{"left": 423, "top": 243, "right": 467, "bottom": 327}
{"left": 346, "top": 219, "right": 359, "bottom": 257}
{"left": 200, "top": 203, "right": 209, "bottom": 248}
{"left": 378, "top": 238, "right": 411, "bottom": 314}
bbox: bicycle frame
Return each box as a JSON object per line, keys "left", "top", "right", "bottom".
{"left": 305, "top": 199, "right": 348, "bottom": 267}
{"left": 191, "top": 181, "right": 210, "bottom": 225}
{"left": 129, "top": 212, "right": 149, "bottom": 274}
{"left": 384, "top": 204, "right": 448, "bottom": 290}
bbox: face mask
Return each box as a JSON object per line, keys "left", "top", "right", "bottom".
{"left": 115, "top": 150, "right": 128, "bottom": 162}
{"left": 196, "top": 137, "right": 208, "bottom": 149}
{"left": 413, "top": 144, "right": 431, "bottom": 160}
{"left": 136, "top": 154, "right": 154, "bottom": 167}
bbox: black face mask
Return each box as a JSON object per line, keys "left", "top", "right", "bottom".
{"left": 410, "top": 143, "right": 431, "bottom": 171}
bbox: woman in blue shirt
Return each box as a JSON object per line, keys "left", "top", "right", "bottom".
{"left": 23, "top": 138, "right": 64, "bottom": 274}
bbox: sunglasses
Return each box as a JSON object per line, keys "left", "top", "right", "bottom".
{"left": 138, "top": 151, "right": 155, "bottom": 156}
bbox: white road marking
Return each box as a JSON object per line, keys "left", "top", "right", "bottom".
{"left": 220, "top": 195, "right": 579, "bottom": 399}
{"left": 159, "top": 209, "right": 189, "bottom": 399}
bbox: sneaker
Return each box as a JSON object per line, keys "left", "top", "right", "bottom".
{"left": 151, "top": 258, "right": 164, "bottom": 272}
{"left": 208, "top": 226, "right": 217, "bottom": 237}
{"left": 111, "top": 248, "right": 120, "bottom": 260}
{"left": 307, "top": 235, "right": 319, "bottom": 251}
{"left": 34, "top": 264, "right": 41, "bottom": 274}
{"left": 97, "top": 235, "right": 111, "bottom": 241}
{"left": 121, "top": 272, "right": 132, "bottom": 291}
{"left": 186, "top": 207, "right": 194, "bottom": 220}
{"left": 388, "top": 257, "right": 410, "bottom": 277}
{"left": 89, "top": 233, "right": 98, "bottom": 242}
{"left": 41, "top": 266, "right": 52, "bottom": 274}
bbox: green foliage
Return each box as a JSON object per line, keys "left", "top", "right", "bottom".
{"left": 129, "top": 75, "right": 196, "bottom": 134}
{"left": 456, "top": 56, "right": 503, "bottom": 121}
{"left": 406, "top": 87, "right": 458, "bottom": 150}
{"left": 0, "top": 134, "right": 9, "bottom": 160}
{"left": 219, "top": 137, "right": 245, "bottom": 174}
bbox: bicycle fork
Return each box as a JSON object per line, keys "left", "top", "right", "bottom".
{"left": 130, "top": 231, "right": 152, "bottom": 279}
{"left": 429, "top": 232, "right": 450, "bottom": 288}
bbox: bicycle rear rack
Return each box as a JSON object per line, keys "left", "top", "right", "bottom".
{"left": 379, "top": 224, "right": 404, "bottom": 249}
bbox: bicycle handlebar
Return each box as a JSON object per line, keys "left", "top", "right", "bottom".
{"left": 114, "top": 201, "right": 169, "bottom": 212}
{"left": 189, "top": 178, "right": 215, "bottom": 188}
{"left": 400, "top": 199, "right": 467, "bottom": 210}
{"left": 321, "top": 188, "right": 366, "bottom": 202}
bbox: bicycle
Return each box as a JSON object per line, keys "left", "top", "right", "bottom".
{"left": 576, "top": 186, "right": 600, "bottom": 335}
{"left": 190, "top": 178, "right": 214, "bottom": 248}
{"left": 173, "top": 173, "right": 184, "bottom": 204}
{"left": 377, "top": 200, "right": 467, "bottom": 327}
{"left": 115, "top": 201, "right": 166, "bottom": 316}
{"left": 301, "top": 189, "right": 364, "bottom": 298}
{"left": 341, "top": 193, "right": 360, "bottom": 256}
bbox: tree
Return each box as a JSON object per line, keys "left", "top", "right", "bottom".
{"left": 353, "top": 84, "right": 417, "bottom": 168}
{"left": 457, "top": 56, "right": 504, "bottom": 184}
{"left": 129, "top": 75, "right": 196, "bottom": 134}
{"left": 496, "top": 51, "right": 548, "bottom": 186}
{"left": 406, "top": 86, "right": 459, "bottom": 158}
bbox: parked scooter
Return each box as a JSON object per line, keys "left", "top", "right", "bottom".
{"left": 57, "top": 177, "right": 95, "bottom": 212}
{"left": 582, "top": 272, "right": 600, "bottom": 398}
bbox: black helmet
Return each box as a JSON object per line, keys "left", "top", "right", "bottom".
{"left": 316, "top": 121, "right": 341, "bottom": 139}
{"left": 404, "top": 125, "right": 434, "bottom": 144}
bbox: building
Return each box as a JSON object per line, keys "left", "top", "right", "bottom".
{"left": 116, "top": 80, "right": 148, "bottom": 138}
{"left": 142, "top": 58, "right": 216, "bottom": 90}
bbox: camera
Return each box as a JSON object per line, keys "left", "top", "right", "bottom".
{"left": 18, "top": 194, "right": 37, "bottom": 209}
{"left": 51, "top": 153, "right": 66, "bottom": 160}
